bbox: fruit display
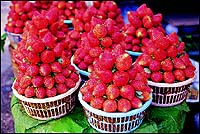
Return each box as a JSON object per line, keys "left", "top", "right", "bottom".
{"left": 33, "top": 1, "right": 53, "bottom": 12}
{"left": 122, "top": 4, "right": 165, "bottom": 52}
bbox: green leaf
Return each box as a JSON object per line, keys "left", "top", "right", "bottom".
{"left": 134, "top": 120, "right": 158, "bottom": 133}
{"left": 1, "top": 33, "right": 7, "bottom": 52}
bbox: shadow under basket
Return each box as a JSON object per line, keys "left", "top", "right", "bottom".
{"left": 78, "top": 91, "right": 152, "bottom": 133}
{"left": 148, "top": 76, "right": 195, "bottom": 107}
{"left": 12, "top": 77, "right": 81, "bottom": 120}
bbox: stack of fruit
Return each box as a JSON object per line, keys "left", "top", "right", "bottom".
{"left": 33, "top": 1, "right": 53, "bottom": 12}
{"left": 135, "top": 30, "right": 196, "bottom": 106}
{"left": 11, "top": 9, "right": 81, "bottom": 120}
{"left": 122, "top": 4, "right": 165, "bottom": 53}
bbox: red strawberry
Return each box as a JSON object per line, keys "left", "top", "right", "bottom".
{"left": 128, "top": 11, "right": 142, "bottom": 28}
{"left": 130, "top": 80, "right": 147, "bottom": 91}
{"left": 153, "top": 49, "right": 167, "bottom": 61}
{"left": 127, "top": 66, "right": 138, "bottom": 80}
{"left": 120, "top": 85, "right": 135, "bottom": 100}
{"left": 137, "top": 54, "right": 152, "bottom": 67}
{"left": 93, "top": 82, "right": 106, "bottom": 97}
{"left": 116, "top": 53, "right": 132, "bottom": 71}
{"left": 111, "top": 32, "right": 124, "bottom": 44}
{"left": 132, "top": 45, "right": 141, "bottom": 52}
{"left": 140, "top": 91, "right": 151, "bottom": 101}
{"left": 131, "top": 97, "right": 142, "bottom": 109}
{"left": 45, "top": 7, "right": 58, "bottom": 25}
{"left": 82, "top": 92, "right": 92, "bottom": 102}
{"left": 26, "top": 64, "right": 39, "bottom": 76}
{"left": 44, "top": 76, "right": 55, "bottom": 89}
{"left": 166, "top": 32, "right": 179, "bottom": 46}
{"left": 149, "top": 60, "right": 161, "bottom": 72}
{"left": 55, "top": 73, "right": 66, "bottom": 84}
{"left": 93, "top": 24, "right": 107, "bottom": 38}
{"left": 101, "top": 37, "right": 112, "bottom": 48}
{"left": 25, "top": 86, "right": 35, "bottom": 98}
{"left": 113, "top": 71, "right": 129, "bottom": 87}
{"left": 179, "top": 53, "right": 192, "bottom": 67}
{"left": 163, "top": 72, "right": 175, "bottom": 83}
{"left": 184, "top": 65, "right": 196, "bottom": 78}
{"left": 134, "top": 72, "right": 148, "bottom": 84}
{"left": 125, "top": 25, "right": 136, "bottom": 35}
{"left": 173, "top": 58, "right": 186, "bottom": 70}
{"left": 49, "top": 22, "right": 59, "bottom": 35}
{"left": 19, "top": 76, "right": 32, "bottom": 89}
{"left": 65, "top": 78, "right": 76, "bottom": 88}
{"left": 59, "top": 56, "right": 70, "bottom": 68}
{"left": 69, "top": 72, "right": 79, "bottom": 83}
{"left": 17, "top": 87, "right": 26, "bottom": 95}
{"left": 111, "top": 44, "right": 125, "bottom": 58}
{"left": 46, "top": 87, "right": 57, "bottom": 97}
{"left": 53, "top": 43, "right": 64, "bottom": 57}
{"left": 99, "top": 50, "right": 115, "bottom": 70}
{"left": 35, "top": 87, "right": 46, "bottom": 99}
{"left": 148, "top": 28, "right": 164, "bottom": 41}
{"left": 78, "top": 61, "right": 88, "bottom": 70}
{"left": 104, "top": 18, "right": 115, "bottom": 35}
{"left": 152, "top": 13, "right": 162, "bottom": 25}
{"left": 51, "top": 62, "right": 62, "bottom": 73}
{"left": 89, "top": 47, "right": 102, "bottom": 58}
{"left": 42, "top": 32, "right": 56, "bottom": 49}
{"left": 84, "top": 55, "right": 94, "bottom": 65}
{"left": 174, "top": 69, "right": 185, "bottom": 81}
{"left": 90, "top": 97, "right": 104, "bottom": 110}
{"left": 136, "top": 4, "right": 147, "bottom": 18}
{"left": 80, "top": 85, "right": 93, "bottom": 95}
{"left": 32, "top": 12, "right": 49, "bottom": 29}
{"left": 41, "top": 50, "right": 56, "bottom": 63}
{"left": 117, "top": 98, "right": 131, "bottom": 112}
{"left": 161, "top": 58, "right": 173, "bottom": 71}
{"left": 136, "top": 28, "right": 147, "bottom": 38}
{"left": 26, "top": 52, "right": 40, "bottom": 64}
{"left": 106, "top": 84, "right": 120, "bottom": 100}
{"left": 142, "top": 15, "right": 153, "bottom": 28}
{"left": 124, "top": 35, "right": 134, "bottom": 43}
{"left": 177, "top": 42, "right": 185, "bottom": 53}
{"left": 31, "top": 39, "right": 45, "bottom": 53}
{"left": 154, "top": 37, "right": 170, "bottom": 50}
{"left": 39, "top": 63, "right": 52, "bottom": 76}
{"left": 166, "top": 45, "right": 178, "bottom": 58}
{"left": 31, "top": 76, "right": 44, "bottom": 87}
{"left": 57, "top": 83, "right": 68, "bottom": 94}
{"left": 151, "top": 72, "right": 163, "bottom": 82}
{"left": 103, "top": 99, "right": 117, "bottom": 112}
{"left": 98, "top": 70, "right": 113, "bottom": 84}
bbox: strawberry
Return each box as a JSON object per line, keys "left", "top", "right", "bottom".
{"left": 66, "top": 78, "right": 76, "bottom": 88}
{"left": 161, "top": 58, "right": 173, "bottom": 71}
{"left": 174, "top": 69, "right": 185, "bottom": 81}
{"left": 151, "top": 72, "right": 163, "bottom": 82}
{"left": 59, "top": 56, "right": 71, "bottom": 68}
{"left": 111, "top": 44, "right": 125, "bottom": 58}
{"left": 46, "top": 87, "right": 57, "bottom": 97}
{"left": 89, "top": 47, "right": 102, "bottom": 58}
{"left": 15, "top": 20, "right": 24, "bottom": 28}
{"left": 116, "top": 53, "right": 132, "bottom": 71}
{"left": 18, "top": 62, "right": 28, "bottom": 72}
{"left": 166, "top": 32, "right": 179, "bottom": 46}
{"left": 99, "top": 50, "right": 115, "bottom": 70}
{"left": 125, "top": 35, "right": 134, "bottom": 43}
{"left": 45, "top": 7, "right": 58, "bottom": 25}
{"left": 98, "top": 70, "right": 113, "bottom": 84}
{"left": 57, "top": 83, "right": 68, "bottom": 94}
{"left": 41, "top": 50, "right": 56, "bottom": 63}
{"left": 177, "top": 42, "right": 185, "bottom": 53}
{"left": 136, "top": 28, "right": 147, "bottom": 38}
{"left": 142, "top": 15, "right": 153, "bottom": 28}
{"left": 173, "top": 58, "right": 186, "bottom": 70}
{"left": 154, "top": 37, "right": 170, "bottom": 50}
{"left": 25, "top": 86, "right": 35, "bottom": 98}
{"left": 26, "top": 52, "right": 40, "bottom": 64}
{"left": 32, "top": 12, "right": 49, "bottom": 29}
{"left": 163, "top": 72, "right": 175, "bottom": 83}
{"left": 113, "top": 71, "right": 129, "bottom": 87}
{"left": 17, "top": 87, "right": 26, "bottom": 95}
{"left": 120, "top": 85, "right": 135, "bottom": 100}
{"left": 101, "top": 37, "right": 112, "bottom": 48}
{"left": 42, "top": 32, "right": 56, "bottom": 49}
{"left": 149, "top": 60, "right": 161, "bottom": 72}
{"left": 132, "top": 45, "right": 141, "bottom": 52}
{"left": 82, "top": 92, "right": 93, "bottom": 103}
{"left": 131, "top": 97, "right": 143, "bottom": 109}
{"left": 153, "top": 49, "right": 167, "bottom": 61}
{"left": 39, "top": 63, "right": 52, "bottom": 76}
{"left": 148, "top": 28, "right": 164, "bottom": 41}
{"left": 127, "top": 66, "right": 138, "bottom": 80}
{"left": 84, "top": 55, "right": 94, "bottom": 65}
{"left": 134, "top": 72, "right": 148, "bottom": 84}
{"left": 166, "top": 45, "right": 178, "bottom": 58}
{"left": 104, "top": 18, "right": 115, "bottom": 35}
{"left": 130, "top": 80, "right": 147, "bottom": 91}
{"left": 78, "top": 61, "right": 88, "bottom": 70}
{"left": 31, "top": 76, "right": 44, "bottom": 87}
{"left": 55, "top": 73, "right": 66, "bottom": 84}
{"left": 125, "top": 25, "right": 136, "bottom": 35}
{"left": 51, "top": 62, "right": 62, "bottom": 73}
{"left": 90, "top": 97, "right": 104, "bottom": 110}
{"left": 31, "top": 39, "right": 45, "bottom": 53}
{"left": 179, "top": 53, "right": 192, "bottom": 67}
{"left": 152, "top": 13, "right": 162, "bottom": 26}
{"left": 184, "top": 65, "right": 196, "bottom": 78}
{"left": 26, "top": 64, "right": 39, "bottom": 76}
{"left": 106, "top": 84, "right": 120, "bottom": 100}
{"left": 136, "top": 4, "right": 148, "bottom": 18}
{"left": 93, "top": 24, "right": 107, "bottom": 38}
{"left": 103, "top": 99, "right": 117, "bottom": 112}
{"left": 111, "top": 32, "right": 124, "bottom": 44}
{"left": 44, "top": 76, "right": 55, "bottom": 89}
{"left": 19, "top": 76, "right": 32, "bottom": 89}
{"left": 62, "top": 68, "right": 71, "bottom": 78}
{"left": 140, "top": 91, "right": 151, "bottom": 101}
{"left": 35, "top": 87, "right": 46, "bottom": 99}
{"left": 117, "top": 98, "right": 131, "bottom": 112}
{"left": 137, "top": 54, "right": 152, "bottom": 67}
{"left": 69, "top": 72, "right": 79, "bottom": 82}
{"left": 53, "top": 43, "right": 64, "bottom": 57}
{"left": 93, "top": 82, "right": 106, "bottom": 97}
{"left": 127, "top": 11, "right": 142, "bottom": 28}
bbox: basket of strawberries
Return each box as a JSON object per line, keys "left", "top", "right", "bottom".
{"left": 78, "top": 50, "right": 152, "bottom": 132}
{"left": 136, "top": 30, "right": 196, "bottom": 107}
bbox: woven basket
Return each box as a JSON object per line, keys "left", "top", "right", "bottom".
{"left": 5, "top": 31, "right": 21, "bottom": 48}
{"left": 148, "top": 76, "right": 195, "bottom": 107}
{"left": 78, "top": 91, "right": 152, "bottom": 133}
{"left": 12, "top": 76, "right": 81, "bottom": 120}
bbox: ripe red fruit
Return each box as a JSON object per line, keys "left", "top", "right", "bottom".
{"left": 45, "top": 7, "right": 58, "bottom": 25}
{"left": 151, "top": 72, "right": 163, "bottom": 82}
{"left": 39, "top": 63, "right": 52, "bottom": 76}
{"left": 46, "top": 87, "right": 57, "bottom": 98}
{"left": 53, "top": 43, "right": 64, "bottom": 57}
{"left": 15, "top": 20, "right": 24, "bottom": 28}
{"left": 44, "top": 76, "right": 55, "bottom": 89}
{"left": 51, "top": 62, "right": 62, "bottom": 73}
{"left": 184, "top": 66, "right": 195, "bottom": 78}
{"left": 98, "top": 70, "right": 113, "bottom": 84}
{"left": 125, "top": 25, "right": 136, "bottom": 35}
{"left": 166, "top": 32, "right": 179, "bottom": 46}
{"left": 26, "top": 64, "right": 39, "bottom": 76}
{"left": 41, "top": 50, "right": 56, "bottom": 63}
{"left": 42, "top": 32, "right": 56, "bottom": 49}
{"left": 57, "top": 83, "right": 68, "bottom": 94}
{"left": 131, "top": 97, "right": 142, "bottom": 109}
{"left": 166, "top": 45, "right": 178, "bottom": 58}
{"left": 152, "top": 13, "right": 162, "bottom": 25}
{"left": 17, "top": 87, "right": 26, "bottom": 95}
{"left": 140, "top": 91, "right": 151, "bottom": 101}
{"left": 154, "top": 37, "right": 170, "bottom": 50}
{"left": 84, "top": 55, "right": 93, "bottom": 65}
{"left": 134, "top": 72, "right": 148, "bottom": 84}
{"left": 106, "top": 84, "right": 120, "bottom": 100}
{"left": 90, "top": 97, "right": 104, "bottom": 110}
{"left": 55, "top": 73, "right": 66, "bottom": 84}
{"left": 35, "top": 87, "right": 46, "bottom": 99}
{"left": 153, "top": 49, "right": 167, "bottom": 61}
{"left": 82, "top": 92, "right": 92, "bottom": 102}
{"left": 32, "top": 12, "right": 49, "bottom": 29}
{"left": 161, "top": 58, "right": 173, "bottom": 72}
{"left": 136, "top": 28, "right": 147, "bottom": 38}
{"left": 65, "top": 78, "right": 76, "bottom": 88}
{"left": 31, "top": 76, "right": 44, "bottom": 87}
{"left": 116, "top": 53, "right": 132, "bottom": 71}
{"left": 113, "top": 71, "right": 129, "bottom": 87}
{"left": 99, "top": 50, "right": 115, "bottom": 70}
{"left": 174, "top": 69, "right": 185, "bottom": 81}
{"left": 177, "top": 42, "right": 185, "bottom": 53}
{"left": 31, "top": 40, "right": 45, "bottom": 53}
{"left": 25, "top": 86, "right": 35, "bottom": 98}
{"left": 117, "top": 98, "right": 131, "bottom": 112}
{"left": 93, "top": 24, "right": 107, "bottom": 38}
{"left": 142, "top": 15, "right": 153, "bottom": 28}
{"left": 149, "top": 60, "right": 161, "bottom": 72}
{"left": 101, "top": 37, "right": 112, "bottom": 48}
{"left": 120, "top": 85, "right": 135, "bottom": 100}
{"left": 89, "top": 47, "right": 102, "bottom": 58}
{"left": 173, "top": 58, "right": 186, "bottom": 70}
{"left": 127, "top": 11, "right": 142, "bottom": 28}
{"left": 103, "top": 99, "right": 117, "bottom": 112}
{"left": 69, "top": 72, "right": 79, "bottom": 83}
{"left": 148, "top": 28, "right": 164, "bottom": 41}
{"left": 19, "top": 76, "right": 32, "bottom": 89}
{"left": 130, "top": 80, "right": 146, "bottom": 91}
{"left": 163, "top": 72, "right": 175, "bottom": 83}
{"left": 179, "top": 53, "right": 192, "bottom": 67}
{"left": 137, "top": 54, "right": 152, "bottom": 67}
{"left": 26, "top": 52, "right": 40, "bottom": 64}
{"left": 93, "top": 82, "right": 107, "bottom": 97}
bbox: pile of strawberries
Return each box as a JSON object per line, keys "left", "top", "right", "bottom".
{"left": 122, "top": 4, "right": 165, "bottom": 52}
{"left": 5, "top": 1, "right": 35, "bottom": 34}
{"left": 12, "top": 9, "right": 79, "bottom": 99}
{"left": 33, "top": 1, "right": 53, "bottom": 12}
{"left": 73, "top": 18, "right": 125, "bottom": 73}
{"left": 135, "top": 31, "right": 196, "bottom": 83}
{"left": 80, "top": 50, "right": 152, "bottom": 112}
